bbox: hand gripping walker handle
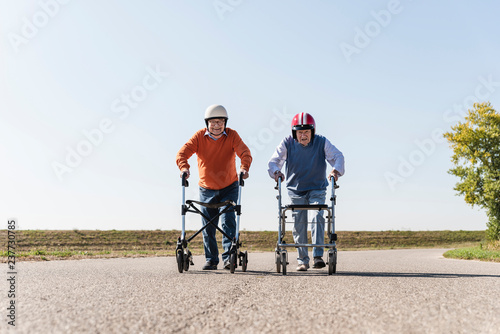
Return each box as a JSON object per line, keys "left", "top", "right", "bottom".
{"left": 274, "top": 173, "right": 284, "bottom": 190}
{"left": 239, "top": 172, "right": 245, "bottom": 187}
{"left": 182, "top": 172, "right": 189, "bottom": 187}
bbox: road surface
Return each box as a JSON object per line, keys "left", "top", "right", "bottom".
{"left": 4, "top": 249, "right": 500, "bottom": 333}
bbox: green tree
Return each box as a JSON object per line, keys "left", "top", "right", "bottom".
{"left": 444, "top": 102, "right": 500, "bottom": 240}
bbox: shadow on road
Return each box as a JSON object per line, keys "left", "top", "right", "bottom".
{"left": 181, "top": 269, "right": 329, "bottom": 277}
{"left": 180, "top": 270, "right": 500, "bottom": 279}
{"left": 330, "top": 271, "right": 500, "bottom": 279}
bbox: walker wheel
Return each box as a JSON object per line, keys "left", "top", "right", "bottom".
{"left": 183, "top": 252, "right": 190, "bottom": 272}
{"left": 275, "top": 252, "right": 281, "bottom": 273}
{"left": 241, "top": 251, "right": 248, "bottom": 272}
{"left": 281, "top": 252, "right": 287, "bottom": 276}
{"left": 176, "top": 249, "right": 184, "bottom": 273}
{"left": 328, "top": 251, "right": 337, "bottom": 275}
{"left": 230, "top": 252, "right": 237, "bottom": 274}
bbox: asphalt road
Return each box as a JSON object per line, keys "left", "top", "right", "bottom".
{"left": 4, "top": 249, "right": 500, "bottom": 333}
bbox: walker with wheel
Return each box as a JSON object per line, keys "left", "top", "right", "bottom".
{"left": 175, "top": 172, "right": 248, "bottom": 273}
{"left": 274, "top": 176, "right": 339, "bottom": 275}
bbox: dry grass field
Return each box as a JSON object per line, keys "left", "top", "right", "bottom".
{"left": 0, "top": 229, "right": 488, "bottom": 261}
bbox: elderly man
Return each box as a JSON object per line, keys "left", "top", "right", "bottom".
{"left": 268, "top": 112, "right": 344, "bottom": 271}
{"left": 176, "top": 105, "right": 252, "bottom": 270}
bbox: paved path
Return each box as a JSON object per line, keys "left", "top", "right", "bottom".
{"left": 4, "top": 249, "right": 500, "bottom": 333}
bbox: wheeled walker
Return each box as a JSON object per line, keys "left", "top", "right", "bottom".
{"left": 175, "top": 172, "right": 248, "bottom": 273}
{"left": 274, "top": 176, "right": 339, "bottom": 275}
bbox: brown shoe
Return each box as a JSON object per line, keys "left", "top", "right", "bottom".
{"left": 296, "top": 263, "right": 309, "bottom": 271}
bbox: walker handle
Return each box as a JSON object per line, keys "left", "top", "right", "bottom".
{"left": 239, "top": 172, "right": 245, "bottom": 187}
{"left": 182, "top": 172, "right": 189, "bottom": 187}
{"left": 274, "top": 174, "right": 283, "bottom": 190}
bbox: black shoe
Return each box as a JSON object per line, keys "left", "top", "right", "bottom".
{"left": 202, "top": 261, "right": 217, "bottom": 270}
{"left": 312, "top": 257, "right": 326, "bottom": 268}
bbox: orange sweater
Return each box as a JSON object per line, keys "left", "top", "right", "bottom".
{"left": 176, "top": 128, "right": 252, "bottom": 190}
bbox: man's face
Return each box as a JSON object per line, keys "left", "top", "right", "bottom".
{"left": 208, "top": 118, "right": 225, "bottom": 137}
{"left": 296, "top": 129, "right": 311, "bottom": 146}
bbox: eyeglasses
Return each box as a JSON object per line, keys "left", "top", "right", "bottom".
{"left": 208, "top": 120, "right": 225, "bottom": 126}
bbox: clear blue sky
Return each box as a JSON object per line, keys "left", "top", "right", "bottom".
{"left": 1, "top": 1, "right": 499, "bottom": 231}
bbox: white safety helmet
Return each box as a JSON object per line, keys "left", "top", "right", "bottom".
{"left": 204, "top": 104, "right": 228, "bottom": 128}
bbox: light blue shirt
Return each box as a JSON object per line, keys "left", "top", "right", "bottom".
{"left": 204, "top": 129, "right": 227, "bottom": 141}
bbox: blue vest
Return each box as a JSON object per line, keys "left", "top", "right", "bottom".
{"left": 284, "top": 134, "right": 328, "bottom": 192}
